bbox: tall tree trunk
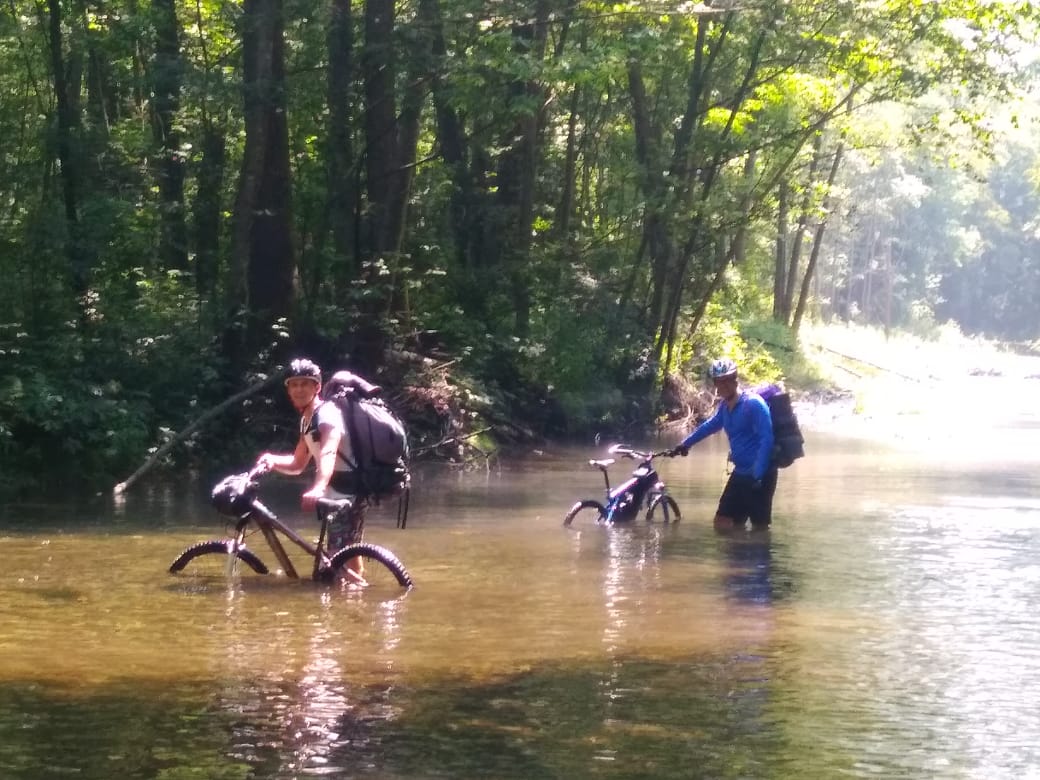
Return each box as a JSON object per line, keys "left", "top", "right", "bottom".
{"left": 772, "top": 181, "right": 788, "bottom": 321}
{"left": 230, "top": 0, "right": 295, "bottom": 356}
{"left": 792, "top": 140, "right": 844, "bottom": 334}
{"left": 492, "top": 1, "right": 550, "bottom": 339}
{"left": 626, "top": 58, "right": 669, "bottom": 339}
{"left": 326, "top": 0, "right": 356, "bottom": 272}
{"left": 192, "top": 125, "right": 225, "bottom": 303}
{"left": 731, "top": 150, "right": 756, "bottom": 265}
{"left": 781, "top": 133, "right": 823, "bottom": 320}
{"left": 361, "top": 0, "right": 400, "bottom": 256}
{"left": 555, "top": 84, "right": 580, "bottom": 243}
{"left": 355, "top": 0, "right": 411, "bottom": 367}
{"left": 46, "top": 0, "right": 91, "bottom": 302}
{"left": 150, "top": 0, "right": 188, "bottom": 271}
{"left": 655, "top": 22, "right": 764, "bottom": 369}
{"left": 419, "top": 0, "right": 476, "bottom": 272}
{"left": 189, "top": 0, "right": 226, "bottom": 307}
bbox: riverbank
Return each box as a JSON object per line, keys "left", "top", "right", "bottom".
{"left": 792, "top": 323, "right": 1040, "bottom": 446}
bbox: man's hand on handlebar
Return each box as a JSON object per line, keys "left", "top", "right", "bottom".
{"left": 254, "top": 453, "right": 278, "bottom": 474}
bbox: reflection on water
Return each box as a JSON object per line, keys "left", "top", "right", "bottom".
{"left": 1, "top": 428, "right": 1040, "bottom": 778}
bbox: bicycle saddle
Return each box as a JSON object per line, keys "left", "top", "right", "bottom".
{"left": 589, "top": 458, "right": 615, "bottom": 469}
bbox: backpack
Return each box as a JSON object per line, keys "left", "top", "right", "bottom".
{"left": 324, "top": 370, "right": 410, "bottom": 500}
{"left": 755, "top": 384, "right": 805, "bottom": 468}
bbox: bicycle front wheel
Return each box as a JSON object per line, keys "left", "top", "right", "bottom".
{"left": 563, "top": 500, "right": 608, "bottom": 527}
{"left": 645, "top": 494, "right": 681, "bottom": 523}
{"left": 327, "top": 543, "right": 413, "bottom": 589}
{"left": 168, "top": 540, "right": 270, "bottom": 575}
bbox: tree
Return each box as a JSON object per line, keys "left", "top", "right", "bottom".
{"left": 230, "top": 0, "right": 295, "bottom": 358}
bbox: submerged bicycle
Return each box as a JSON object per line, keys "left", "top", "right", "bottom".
{"left": 563, "top": 444, "right": 681, "bottom": 526}
{"left": 169, "top": 467, "right": 413, "bottom": 589}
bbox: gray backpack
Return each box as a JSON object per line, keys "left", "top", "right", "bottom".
{"left": 325, "top": 371, "right": 410, "bottom": 498}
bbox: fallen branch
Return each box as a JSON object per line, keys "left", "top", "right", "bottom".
{"left": 411, "top": 427, "right": 492, "bottom": 459}
{"left": 812, "top": 344, "right": 920, "bottom": 383}
{"left": 113, "top": 373, "right": 282, "bottom": 496}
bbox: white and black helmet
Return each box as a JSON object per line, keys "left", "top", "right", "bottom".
{"left": 708, "top": 357, "right": 738, "bottom": 380}
{"left": 285, "top": 358, "right": 322, "bottom": 385}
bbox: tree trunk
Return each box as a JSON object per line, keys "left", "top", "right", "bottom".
{"left": 230, "top": 0, "right": 295, "bottom": 353}
{"left": 773, "top": 181, "right": 788, "bottom": 321}
{"left": 46, "top": 0, "right": 91, "bottom": 301}
{"left": 492, "top": 1, "right": 550, "bottom": 338}
{"left": 150, "top": 0, "right": 188, "bottom": 271}
{"left": 731, "top": 150, "right": 756, "bottom": 265}
{"left": 555, "top": 78, "right": 581, "bottom": 243}
{"left": 781, "top": 133, "right": 823, "bottom": 320}
{"left": 192, "top": 125, "right": 225, "bottom": 303}
{"left": 361, "top": 0, "right": 400, "bottom": 256}
{"left": 792, "top": 140, "right": 844, "bottom": 334}
{"left": 326, "top": 0, "right": 356, "bottom": 272}
{"left": 419, "top": 0, "right": 476, "bottom": 272}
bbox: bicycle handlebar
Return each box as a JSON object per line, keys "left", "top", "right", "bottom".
{"left": 249, "top": 465, "right": 266, "bottom": 480}
{"left": 237, "top": 465, "right": 353, "bottom": 515}
{"left": 606, "top": 444, "right": 677, "bottom": 461}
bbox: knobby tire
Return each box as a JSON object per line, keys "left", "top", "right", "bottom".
{"left": 563, "top": 500, "right": 608, "bottom": 527}
{"left": 168, "top": 539, "right": 270, "bottom": 575}
{"left": 328, "top": 542, "right": 413, "bottom": 588}
{"left": 646, "top": 494, "right": 681, "bottom": 523}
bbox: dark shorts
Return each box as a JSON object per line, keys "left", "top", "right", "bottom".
{"left": 717, "top": 468, "right": 778, "bottom": 528}
{"left": 327, "top": 501, "right": 367, "bottom": 553}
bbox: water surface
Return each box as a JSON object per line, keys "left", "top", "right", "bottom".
{"left": 2, "top": 420, "right": 1039, "bottom": 779}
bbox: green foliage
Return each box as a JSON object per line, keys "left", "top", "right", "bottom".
{"left": 0, "top": 329, "right": 153, "bottom": 496}
{"left": 1, "top": 0, "right": 1038, "bottom": 495}
{"left": 739, "top": 318, "right": 828, "bottom": 391}
{"left": 0, "top": 266, "right": 231, "bottom": 497}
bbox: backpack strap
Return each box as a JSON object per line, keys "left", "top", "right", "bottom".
{"left": 301, "top": 400, "right": 323, "bottom": 442}
{"left": 333, "top": 393, "right": 361, "bottom": 471}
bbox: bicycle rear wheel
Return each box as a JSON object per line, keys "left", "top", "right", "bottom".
{"left": 327, "top": 542, "right": 412, "bottom": 589}
{"left": 168, "top": 540, "right": 270, "bottom": 575}
{"left": 645, "top": 494, "right": 681, "bottom": 523}
{"left": 563, "top": 500, "right": 608, "bottom": 527}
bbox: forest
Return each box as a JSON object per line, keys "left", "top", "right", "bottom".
{"left": 0, "top": 0, "right": 1038, "bottom": 497}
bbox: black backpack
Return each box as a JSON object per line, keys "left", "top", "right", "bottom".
{"left": 324, "top": 371, "right": 411, "bottom": 510}
{"left": 757, "top": 385, "right": 805, "bottom": 468}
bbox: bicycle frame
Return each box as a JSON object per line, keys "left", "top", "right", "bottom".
{"left": 232, "top": 495, "right": 352, "bottom": 581}
{"left": 598, "top": 448, "right": 664, "bottom": 521}
{"left": 564, "top": 444, "right": 680, "bottom": 526}
{"left": 169, "top": 469, "right": 413, "bottom": 588}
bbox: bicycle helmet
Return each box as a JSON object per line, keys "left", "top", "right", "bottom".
{"left": 708, "top": 357, "right": 738, "bottom": 380}
{"left": 285, "top": 358, "right": 322, "bottom": 386}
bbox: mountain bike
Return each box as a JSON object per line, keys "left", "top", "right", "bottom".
{"left": 563, "top": 444, "right": 681, "bottom": 526}
{"left": 168, "top": 467, "right": 412, "bottom": 589}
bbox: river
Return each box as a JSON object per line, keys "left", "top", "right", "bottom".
{"left": 1, "top": 406, "right": 1039, "bottom": 778}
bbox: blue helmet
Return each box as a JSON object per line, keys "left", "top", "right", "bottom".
{"left": 708, "top": 358, "right": 738, "bottom": 380}
{"left": 285, "top": 358, "right": 322, "bottom": 385}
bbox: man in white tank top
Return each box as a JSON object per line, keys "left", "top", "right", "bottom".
{"left": 255, "top": 358, "right": 366, "bottom": 576}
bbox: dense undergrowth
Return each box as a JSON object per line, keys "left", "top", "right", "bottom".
{"left": 5, "top": 308, "right": 1006, "bottom": 502}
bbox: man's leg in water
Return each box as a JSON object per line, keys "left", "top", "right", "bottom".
{"left": 328, "top": 500, "right": 367, "bottom": 580}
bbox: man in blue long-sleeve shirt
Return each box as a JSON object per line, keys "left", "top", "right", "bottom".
{"left": 671, "top": 358, "right": 778, "bottom": 532}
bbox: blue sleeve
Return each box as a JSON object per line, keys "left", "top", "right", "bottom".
{"left": 750, "top": 398, "right": 774, "bottom": 481}
{"left": 681, "top": 404, "right": 724, "bottom": 449}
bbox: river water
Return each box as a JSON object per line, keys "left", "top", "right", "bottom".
{"left": 2, "top": 403, "right": 1040, "bottom": 779}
